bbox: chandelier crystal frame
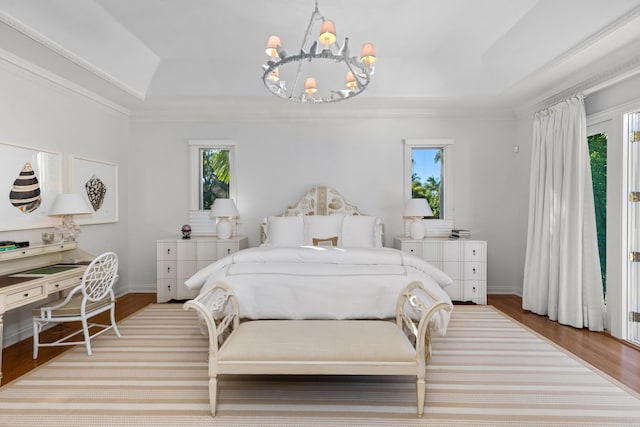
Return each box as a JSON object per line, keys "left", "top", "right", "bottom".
{"left": 261, "top": 0, "right": 376, "bottom": 104}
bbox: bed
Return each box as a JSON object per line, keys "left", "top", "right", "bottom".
{"left": 185, "top": 186, "right": 454, "bottom": 335}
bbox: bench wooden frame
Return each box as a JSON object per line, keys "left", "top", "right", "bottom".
{"left": 184, "top": 280, "right": 451, "bottom": 417}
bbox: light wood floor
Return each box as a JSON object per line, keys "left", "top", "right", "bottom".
{"left": 2, "top": 293, "right": 639, "bottom": 395}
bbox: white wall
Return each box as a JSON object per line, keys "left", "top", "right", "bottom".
{"left": 0, "top": 57, "right": 130, "bottom": 346}
{"left": 128, "top": 109, "right": 525, "bottom": 298}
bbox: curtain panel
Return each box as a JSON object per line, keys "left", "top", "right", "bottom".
{"left": 522, "top": 95, "right": 604, "bottom": 331}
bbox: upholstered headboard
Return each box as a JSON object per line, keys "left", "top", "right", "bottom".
{"left": 279, "top": 186, "right": 362, "bottom": 217}
{"left": 260, "top": 186, "right": 383, "bottom": 244}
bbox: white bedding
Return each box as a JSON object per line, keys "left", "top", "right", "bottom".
{"left": 186, "top": 246, "right": 454, "bottom": 335}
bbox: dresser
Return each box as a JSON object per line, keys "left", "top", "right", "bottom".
{"left": 156, "top": 236, "right": 248, "bottom": 303}
{"left": 0, "top": 241, "right": 94, "bottom": 382}
{"left": 394, "top": 237, "right": 487, "bottom": 304}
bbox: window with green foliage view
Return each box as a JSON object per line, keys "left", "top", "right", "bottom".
{"left": 201, "top": 148, "right": 230, "bottom": 210}
{"left": 411, "top": 147, "right": 442, "bottom": 218}
{"left": 588, "top": 132, "right": 607, "bottom": 296}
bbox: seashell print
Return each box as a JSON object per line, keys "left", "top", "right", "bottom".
{"left": 328, "top": 197, "right": 343, "bottom": 210}
{"left": 9, "top": 162, "right": 41, "bottom": 213}
{"left": 84, "top": 174, "right": 106, "bottom": 211}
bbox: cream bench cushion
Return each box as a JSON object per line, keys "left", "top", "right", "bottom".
{"left": 220, "top": 320, "right": 415, "bottom": 362}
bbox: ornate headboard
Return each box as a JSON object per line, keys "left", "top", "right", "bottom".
{"left": 260, "top": 186, "right": 376, "bottom": 243}
{"left": 279, "top": 186, "right": 362, "bottom": 217}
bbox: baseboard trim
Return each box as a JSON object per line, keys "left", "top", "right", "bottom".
{"left": 488, "top": 285, "right": 522, "bottom": 297}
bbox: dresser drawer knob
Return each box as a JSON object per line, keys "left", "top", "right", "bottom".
{"left": 24, "top": 292, "right": 29, "bottom": 297}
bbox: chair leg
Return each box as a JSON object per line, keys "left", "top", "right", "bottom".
{"left": 32, "top": 320, "right": 41, "bottom": 359}
{"left": 81, "top": 317, "right": 92, "bottom": 356}
{"left": 210, "top": 376, "right": 218, "bottom": 416}
{"left": 110, "top": 304, "right": 121, "bottom": 338}
{"left": 416, "top": 377, "right": 425, "bottom": 417}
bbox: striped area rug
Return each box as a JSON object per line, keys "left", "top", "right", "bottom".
{"left": 1, "top": 304, "right": 639, "bottom": 426}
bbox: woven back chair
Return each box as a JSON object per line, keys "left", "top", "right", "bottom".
{"left": 32, "top": 251, "right": 121, "bottom": 358}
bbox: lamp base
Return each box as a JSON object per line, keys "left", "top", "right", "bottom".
{"left": 409, "top": 219, "right": 425, "bottom": 240}
{"left": 56, "top": 215, "right": 81, "bottom": 242}
{"left": 216, "top": 219, "right": 232, "bottom": 239}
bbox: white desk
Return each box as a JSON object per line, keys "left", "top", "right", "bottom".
{"left": 0, "top": 242, "right": 94, "bottom": 382}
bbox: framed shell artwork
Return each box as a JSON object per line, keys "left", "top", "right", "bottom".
{"left": 71, "top": 156, "right": 118, "bottom": 224}
{"left": 0, "top": 141, "right": 62, "bottom": 231}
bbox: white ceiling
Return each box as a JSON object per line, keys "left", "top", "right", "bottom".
{"left": 1, "top": 0, "right": 640, "bottom": 111}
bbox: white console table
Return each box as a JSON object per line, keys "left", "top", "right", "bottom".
{"left": 0, "top": 242, "right": 94, "bottom": 382}
{"left": 156, "top": 236, "right": 248, "bottom": 302}
{"left": 394, "top": 237, "right": 487, "bottom": 304}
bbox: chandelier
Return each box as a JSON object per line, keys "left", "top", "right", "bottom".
{"left": 261, "top": 0, "right": 376, "bottom": 104}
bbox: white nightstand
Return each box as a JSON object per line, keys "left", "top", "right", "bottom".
{"left": 156, "top": 236, "right": 248, "bottom": 302}
{"left": 394, "top": 236, "right": 487, "bottom": 304}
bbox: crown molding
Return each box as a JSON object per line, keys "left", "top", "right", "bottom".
{"left": 0, "top": 46, "right": 131, "bottom": 116}
{"left": 129, "top": 96, "right": 517, "bottom": 123}
{"left": 0, "top": 10, "right": 146, "bottom": 101}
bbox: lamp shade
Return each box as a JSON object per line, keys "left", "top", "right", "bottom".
{"left": 319, "top": 19, "right": 336, "bottom": 46}
{"left": 265, "top": 35, "right": 281, "bottom": 58}
{"left": 49, "top": 193, "right": 93, "bottom": 216}
{"left": 345, "top": 71, "right": 356, "bottom": 90}
{"left": 305, "top": 77, "right": 318, "bottom": 95}
{"left": 404, "top": 198, "right": 433, "bottom": 218}
{"left": 209, "top": 198, "right": 239, "bottom": 218}
{"left": 360, "top": 42, "right": 376, "bottom": 67}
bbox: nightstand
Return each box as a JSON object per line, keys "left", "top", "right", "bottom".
{"left": 156, "top": 236, "right": 248, "bottom": 302}
{"left": 394, "top": 236, "right": 487, "bottom": 304}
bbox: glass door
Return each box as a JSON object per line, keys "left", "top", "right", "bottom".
{"left": 626, "top": 110, "right": 640, "bottom": 345}
{"left": 588, "top": 131, "right": 607, "bottom": 299}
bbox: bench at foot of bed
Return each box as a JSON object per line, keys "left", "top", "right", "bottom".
{"left": 184, "top": 280, "right": 451, "bottom": 417}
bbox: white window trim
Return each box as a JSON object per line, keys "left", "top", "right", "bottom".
{"left": 403, "top": 138, "right": 454, "bottom": 219}
{"left": 188, "top": 139, "right": 237, "bottom": 210}
{"left": 188, "top": 139, "right": 237, "bottom": 236}
{"left": 403, "top": 138, "right": 454, "bottom": 237}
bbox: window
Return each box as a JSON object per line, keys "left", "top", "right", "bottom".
{"left": 410, "top": 147, "right": 442, "bottom": 218}
{"left": 404, "top": 139, "right": 453, "bottom": 222}
{"left": 189, "top": 140, "right": 236, "bottom": 234}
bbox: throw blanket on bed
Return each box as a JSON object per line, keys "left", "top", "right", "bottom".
{"left": 185, "top": 246, "right": 454, "bottom": 335}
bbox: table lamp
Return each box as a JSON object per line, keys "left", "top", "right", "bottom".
{"left": 49, "top": 193, "right": 93, "bottom": 241}
{"left": 209, "top": 198, "right": 239, "bottom": 239}
{"left": 404, "top": 198, "right": 433, "bottom": 239}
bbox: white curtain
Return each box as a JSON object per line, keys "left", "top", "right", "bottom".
{"left": 522, "top": 95, "right": 605, "bottom": 331}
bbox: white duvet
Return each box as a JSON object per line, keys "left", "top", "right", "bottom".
{"left": 185, "top": 246, "right": 454, "bottom": 335}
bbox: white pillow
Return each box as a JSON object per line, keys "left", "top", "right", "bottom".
{"left": 263, "top": 214, "right": 304, "bottom": 247}
{"left": 303, "top": 214, "right": 344, "bottom": 245}
{"left": 341, "top": 215, "right": 382, "bottom": 247}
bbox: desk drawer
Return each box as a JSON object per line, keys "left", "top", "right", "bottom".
{"left": 47, "top": 274, "right": 83, "bottom": 293}
{"left": 6, "top": 284, "right": 45, "bottom": 309}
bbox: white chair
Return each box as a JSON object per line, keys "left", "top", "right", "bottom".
{"left": 32, "top": 251, "right": 121, "bottom": 358}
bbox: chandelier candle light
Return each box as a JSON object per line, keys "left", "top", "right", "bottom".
{"left": 262, "top": 0, "right": 376, "bottom": 103}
